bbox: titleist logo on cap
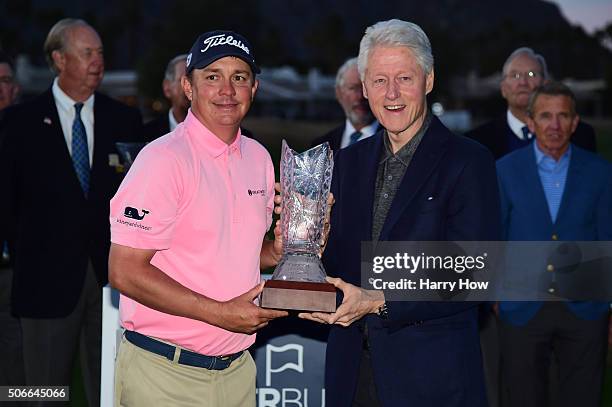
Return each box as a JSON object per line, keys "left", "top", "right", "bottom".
{"left": 201, "top": 34, "right": 250, "bottom": 55}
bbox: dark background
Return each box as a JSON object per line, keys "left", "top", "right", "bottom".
{"left": 1, "top": 0, "right": 612, "bottom": 115}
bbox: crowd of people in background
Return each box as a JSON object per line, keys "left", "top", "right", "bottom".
{"left": 0, "top": 15, "right": 610, "bottom": 407}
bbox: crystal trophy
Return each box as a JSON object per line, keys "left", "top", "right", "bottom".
{"left": 261, "top": 140, "right": 337, "bottom": 312}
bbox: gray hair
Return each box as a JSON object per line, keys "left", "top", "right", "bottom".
{"left": 335, "top": 57, "right": 358, "bottom": 88}
{"left": 502, "top": 47, "right": 549, "bottom": 79}
{"left": 44, "top": 18, "right": 91, "bottom": 73}
{"left": 164, "top": 54, "right": 188, "bottom": 81}
{"left": 357, "top": 19, "right": 434, "bottom": 81}
{"left": 527, "top": 81, "right": 576, "bottom": 117}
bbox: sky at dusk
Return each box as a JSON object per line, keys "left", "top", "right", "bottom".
{"left": 551, "top": 0, "right": 612, "bottom": 33}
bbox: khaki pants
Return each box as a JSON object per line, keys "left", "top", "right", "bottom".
{"left": 114, "top": 336, "right": 256, "bottom": 407}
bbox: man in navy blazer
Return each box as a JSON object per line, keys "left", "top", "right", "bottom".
{"left": 311, "top": 57, "right": 378, "bottom": 151}
{"left": 496, "top": 82, "right": 611, "bottom": 407}
{"left": 0, "top": 19, "right": 142, "bottom": 404}
{"left": 299, "top": 19, "right": 501, "bottom": 407}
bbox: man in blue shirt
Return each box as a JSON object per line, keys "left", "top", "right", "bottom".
{"left": 496, "top": 81, "right": 612, "bottom": 407}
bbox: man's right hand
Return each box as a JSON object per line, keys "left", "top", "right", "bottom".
{"left": 214, "top": 282, "right": 288, "bottom": 334}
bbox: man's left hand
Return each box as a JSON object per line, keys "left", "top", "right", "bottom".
{"left": 298, "top": 277, "right": 385, "bottom": 327}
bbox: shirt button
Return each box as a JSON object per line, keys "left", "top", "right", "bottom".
{"left": 383, "top": 193, "right": 389, "bottom": 199}
{"left": 387, "top": 175, "right": 393, "bottom": 180}
{"left": 551, "top": 234, "right": 558, "bottom": 240}
{"left": 547, "top": 264, "right": 555, "bottom": 272}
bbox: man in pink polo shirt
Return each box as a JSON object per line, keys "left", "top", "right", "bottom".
{"left": 108, "top": 30, "right": 288, "bottom": 407}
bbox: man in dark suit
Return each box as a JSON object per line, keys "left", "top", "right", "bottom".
{"left": 299, "top": 19, "right": 500, "bottom": 407}
{"left": 496, "top": 81, "right": 611, "bottom": 407}
{"left": 466, "top": 47, "right": 596, "bottom": 159}
{"left": 0, "top": 50, "right": 25, "bottom": 388}
{"left": 0, "top": 19, "right": 142, "bottom": 405}
{"left": 143, "top": 53, "right": 189, "bottom": 141}
{"left": 466, "top": 47, "right": 598, "bottom": 407}
{"left": 311, "top": 57, "right": 377, "bottom": 150}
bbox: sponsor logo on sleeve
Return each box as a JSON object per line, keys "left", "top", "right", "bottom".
{"left": 116, "top": 206, "right": 152, "bottom": 230}
{"left": 124, "top": 207, "right": 149, "bottom": 220}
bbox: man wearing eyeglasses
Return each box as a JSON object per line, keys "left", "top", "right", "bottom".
{"left": 465, "top": 47, "right": 597, "bottom": 407}
{"left": 312, "top": 57, "right": 378, "bottom": 150}
{"left": 466, "top": 47, "right": 596, "bottom": 160}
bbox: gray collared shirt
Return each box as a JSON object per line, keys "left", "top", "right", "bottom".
{"left": 371, "top": 111, "right": 432, "bottom": 241}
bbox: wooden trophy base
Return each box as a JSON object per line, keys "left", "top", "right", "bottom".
{"left": 261, "top": 280, "right": 337, "bottom": 312}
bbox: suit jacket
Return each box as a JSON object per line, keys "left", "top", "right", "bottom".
{"left": 143, "top": 114, "right": 170, "bottom": 142}
{"left": 465, "top": 114, "right": 597, "bottom": 159}
{"left": 323, "top": 117, "right": 501, "bottom": 407}
{"left": 0, "top": 89, "right": 143, "bottom": 318}
{"left": 496, "top": 144, "right": 612, "bottom": 325}
{"left": 311, "top": 123, "right": 344, "bottom": 151}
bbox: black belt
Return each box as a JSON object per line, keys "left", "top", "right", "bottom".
{"left": 124, "top": 330, "right": 243, "bottom": 370}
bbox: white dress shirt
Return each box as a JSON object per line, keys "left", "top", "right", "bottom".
{"left": 506, "top": 109, "right": 532, "bottom": 140}
{"left": 52, "top": 78, "right": 95, "bottom": 166}
{"left": 168, "top": 108, "right": 179, "bottom": 132}
{"left": 340, "top": 119, "right": 379, "bottom": 149}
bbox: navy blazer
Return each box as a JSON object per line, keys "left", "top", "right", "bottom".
{"left": 323, "top": 116, "right": 501, "bottom": 407}
{"left": 497, "top": 143, "right": 612, "bottom": 325}
{"left": 143, "top": 114, "right": 170, "bottom": 142}
{"left": 466, "top": 115, "right": 597, "bottom": 159}
{"left": 0, "top": 89, "right": 142, "bottom": 318}
{"left": 311, "top": 123, "right": 344, "bottom": 151}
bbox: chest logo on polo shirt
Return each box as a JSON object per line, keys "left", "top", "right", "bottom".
{"left": 124, "top": 207, "right": 150, "bottom": 220}
{"left": 248, "top": 189, "right": 265, "bottom": 197}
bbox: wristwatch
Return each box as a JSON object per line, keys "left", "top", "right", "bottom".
{"left": 377, "top": 302, "right": 389, "bottom": 319}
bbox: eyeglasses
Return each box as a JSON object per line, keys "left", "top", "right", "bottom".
{"left": 505, "top": 71, "right": 541, "bottom": 82}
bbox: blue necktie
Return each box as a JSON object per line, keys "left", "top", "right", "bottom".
{"left": 72, "top": 103, "right": 90, "bottom": 196}
{"left": 521, "top": 126, "right": 532, "bottom": 140}
{"left": 349, "top": 131, "right": 362, "bottom": 145}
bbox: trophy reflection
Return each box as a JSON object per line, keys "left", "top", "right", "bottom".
{"left": 261, "top": 140, "right": 337, "bottom": 312}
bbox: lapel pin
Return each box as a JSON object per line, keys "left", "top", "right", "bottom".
{"left": 43, "top": 117, "right": 52, "bottom": 125}
{"left": 427, "top": 196, "right": 434, "bottom": 201}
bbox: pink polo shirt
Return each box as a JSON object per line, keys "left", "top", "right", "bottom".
{"left": 110, "top": 110, "right": 274, "bottom": 356}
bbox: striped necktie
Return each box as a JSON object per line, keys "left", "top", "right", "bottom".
{"left": 349, "top": 131, "right": 362, "bottom": 145}
{"left": 72, "top": 102, "right": 90, "bottom": 196}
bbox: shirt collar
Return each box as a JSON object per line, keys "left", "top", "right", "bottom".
{"left": 184, "top": 109, "right": 242, "bottom": 159}
{"left": 533, "top": 139, "right": 571, "bottom": 165}
{"left": 168, "top": 108, "right": 179, "bottom": 131}
{"left": 52, "top": 77, "right": 95, "bottom": 114}
{"left": 345, "top": 119, "right": 379, "bottom": 137}
{"left": 506, "top": 109, "right": 529, "bottom": 140}
{"left": 381, "top": 110, "right": 431, "bottom": 166}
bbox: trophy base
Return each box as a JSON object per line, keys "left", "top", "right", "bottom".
{"left": 261, "top": 280, "right": 337, "bottom": 312}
